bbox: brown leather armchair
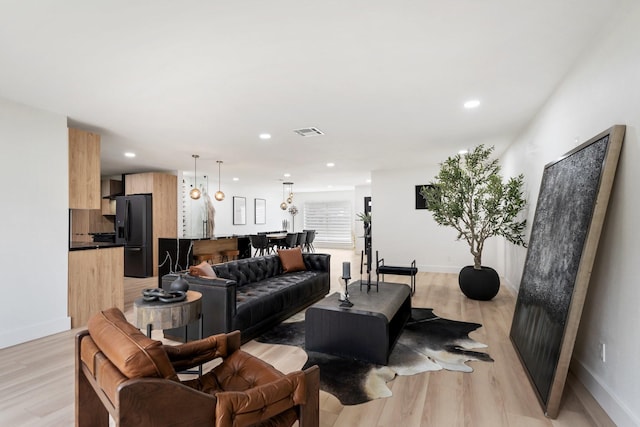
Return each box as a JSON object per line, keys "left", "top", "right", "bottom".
{"left": 76, "top": 308, "right": 319, "bottom": 427}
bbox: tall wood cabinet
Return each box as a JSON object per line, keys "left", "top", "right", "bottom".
{"left": 68, "top": 128, "right": 100, "bottom": 209}
{"left": 125, "top": 172, "right": 177, "bottom": 276}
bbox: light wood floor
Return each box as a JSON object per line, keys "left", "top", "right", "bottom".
{"left": 0, "top": 249, "right": 614, "bottom": 426}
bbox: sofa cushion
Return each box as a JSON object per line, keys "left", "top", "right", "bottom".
{"left": 278, "top": 247, "right": 306, "bottom": 273}
{"left": 87, "top": 308, "right": 178, "bottom": 381}
{"left": 233, "top": 271, "right": 327, "bottom": 332}
{"left": 189, "top": 261, "right": 217, "bottom": 278}
{"left": 213, "top": 256, "right": 282, "bottom": 286}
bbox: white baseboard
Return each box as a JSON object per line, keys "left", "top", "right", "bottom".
{"left": 0, "top": 316, "right": 71, "bottom": 349}
{"left": 570, "top": 359, "right": 640, "bottom": 427}
{"left": 415, "top": 264, "right": 461, "bottom": 274}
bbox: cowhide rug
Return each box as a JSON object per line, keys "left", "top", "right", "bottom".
{"left": 256, "top": 308, "right": 493, "bottom": 405}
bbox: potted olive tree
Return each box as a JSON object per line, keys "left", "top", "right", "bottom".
{"left": 421, "top": 145, "right": 527, "bottom": 300}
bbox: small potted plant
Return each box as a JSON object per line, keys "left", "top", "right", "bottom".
{"left": 421, "top": 145, "right": 527, "bottom": 300}
{"left": 356, "top": 211, "right": 371, "bottom": 230}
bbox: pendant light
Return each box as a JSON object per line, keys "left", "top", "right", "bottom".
{"left": 189, "top": 154, "right": 201, "bottom": 200}
{"left": 280, "top": 182, "right": 287, "bottom": 210}
{"left": 214, "top": 160, "right": 225, "bottom": 201}
{"left": 281, "top": 181, "right": 293, "bottom": 209}
{"left": 287, "top": 182, "right": 294, "bottom": 204}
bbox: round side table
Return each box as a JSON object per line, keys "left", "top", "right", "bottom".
{"left": 133, "top": 290, "right": 203, "bottom": 374}
{"left": 134, "top": 290, "right": 202, "bottom": 337}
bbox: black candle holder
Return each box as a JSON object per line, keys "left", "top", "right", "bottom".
{"left": 339, "top": 276, "right": 353, "bottom": 307}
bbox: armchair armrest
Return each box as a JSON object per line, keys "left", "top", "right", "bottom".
{"left": 118, "top": 377, "right": 216, "bottom": 426}
{"left": 215, "top": 366, "right": 319, "bottom": 427}
{"left": 164, "top": 330, "right": 241, "bottom": 371}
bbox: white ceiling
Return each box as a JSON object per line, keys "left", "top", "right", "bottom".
{"left": 0, "top": 0, "right": 628, "bottom": 192}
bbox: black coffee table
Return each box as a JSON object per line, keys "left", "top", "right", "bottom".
{"left": 305, "top": 281, "right": 411, "bottom": 365}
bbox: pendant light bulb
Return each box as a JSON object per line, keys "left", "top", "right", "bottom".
{"left": 190, "top": 154, "right": 201, "bottom": 200}
{"left": 215, "top": 160, "right": 225, "bottom": 201}
{"left": 190, "top": 187, "right": 201, "bottom": 200}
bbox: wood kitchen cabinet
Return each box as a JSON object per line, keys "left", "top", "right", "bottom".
{"left": 69, "top": 128, "right": 100, "bottom": 209}
{"left": 101, "top": 199, "right": 116, "bottom": 216}
{"left": 68, "top": 246, "right": 124, "bottom": 327}
{"left": 125, "top": 172, "right": 177, "bottom": 276}
{"left": 101, "top": 179, "right": 122, "bottom": 198}
{"left": 100, "top": 179, "right": 121, "bottom": 216}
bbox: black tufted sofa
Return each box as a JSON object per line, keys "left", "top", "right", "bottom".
{"left": 162, "top": 253, "right": 331, "bottom": 343}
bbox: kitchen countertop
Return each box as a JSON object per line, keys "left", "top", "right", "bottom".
{"left": 178, "top": 235, "right": 246, "bottom": 240}
{"left": 69, "top": 242, "right": 124, "bottom": 251}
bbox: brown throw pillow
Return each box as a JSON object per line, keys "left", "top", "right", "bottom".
{"left": 189, "top": 261, "right": 217, "bottom": 278}
{"left": 278, "top": 247, "right": 306, "bottom": 273}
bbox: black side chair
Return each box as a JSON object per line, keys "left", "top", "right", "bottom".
{"left": 296, "top": 231, "right": 308, "bottom": 251}
{"left": 249, "top": 234, "right": 272, "bottom": 256}
{"left": 283, "top": 233, "right": 298, "bottom": 249}
{"left": 375, "top": 250, "right": 418, "bottom": 296}
{"left": 303, "top": 230, "right": 316, "bottom": 252}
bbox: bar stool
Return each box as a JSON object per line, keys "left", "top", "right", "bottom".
{"left": 221, "top": 249, "right": 240, "bottom": 263}
{"left": 194, "top": 253, "right": 218, "bottom": 264}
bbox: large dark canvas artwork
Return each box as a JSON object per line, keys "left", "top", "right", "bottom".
{"left": 510, "top": 125, "right": 625, "bottom": 418}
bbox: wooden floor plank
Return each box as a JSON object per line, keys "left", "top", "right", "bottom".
{"left": 0, "top": 249, "right": 613, "bottom": 427}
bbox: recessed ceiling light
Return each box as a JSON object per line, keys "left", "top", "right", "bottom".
{"left": 284, "top": 173, "right": 291, "bottom": 177}
{"left": 232, "top": 177, "right": 239, "bottom": 181}
{"left": 366, "top": 179, "right": 371, "bottom": 183}
{"left": 458, "top": 149, "right": 469, "bottom": 155}
{"left": 124, "top": 152, "right": 136, "bottom": 158}
{"left": 326, "top": 162, "right": 335, "bottom": 168}
{"left": 464, "top": 99, "right": 480, "bottom": 109}
{"left": 259, "top": 133, "right": 271, "bottom": 140}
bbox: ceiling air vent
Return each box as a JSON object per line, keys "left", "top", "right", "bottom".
{"left": 293, "top": 127, "right": 324, "bottom": 137}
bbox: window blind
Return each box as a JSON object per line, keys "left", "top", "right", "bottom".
{"left": 303, "top": 201, "right": 353, "bottom": 249}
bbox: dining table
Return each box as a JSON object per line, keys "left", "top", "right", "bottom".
{"left": 266, "top": 233, "right": 288, "bottom": 249}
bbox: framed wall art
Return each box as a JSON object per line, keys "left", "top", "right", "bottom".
{"left": 415, "top": 184, "right": 434, "bottom": 209}
{"left": 254, "top": 198, "right": 266, "bottom": 224}
{"left": 233, "top": 196, "right": 246, "bottom": 225}
{"left": 509, "top": 125, "right": 625, "bottom": 418}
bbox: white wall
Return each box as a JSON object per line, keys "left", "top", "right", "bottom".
{"left": 181, "top": 176, "right": 294, "bottom": 237}
{"left": 373, "top": 167, "right": 473, "bottom": 272}
{"left": 0, "top": 98, "right": 70, "bottom": 348}
{"left": 498, "top": 3, "right": 640, "bottom": 425}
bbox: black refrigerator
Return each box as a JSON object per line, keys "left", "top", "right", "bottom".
{"left": 115, "top": 194, "right": 153, "bottom": 277}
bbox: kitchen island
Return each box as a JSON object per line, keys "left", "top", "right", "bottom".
{"left": 157, "top": 236, "right": 250, "bottom": 287}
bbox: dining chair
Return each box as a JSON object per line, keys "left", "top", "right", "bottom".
{"left": 303, "top": 230, "right": 316, "bottom": 252}
{"left": 296, "top": 231, "right": 308, "bottom": 251}
{"left": 249, "top": 234, "right": 270, "bottom": 256}
{"left": 283, "top": 233, "right": 298, "bottom": 249}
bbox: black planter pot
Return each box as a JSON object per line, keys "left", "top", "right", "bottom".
{"left": 458, "top": 266, "right": 500, "bottom": 301}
